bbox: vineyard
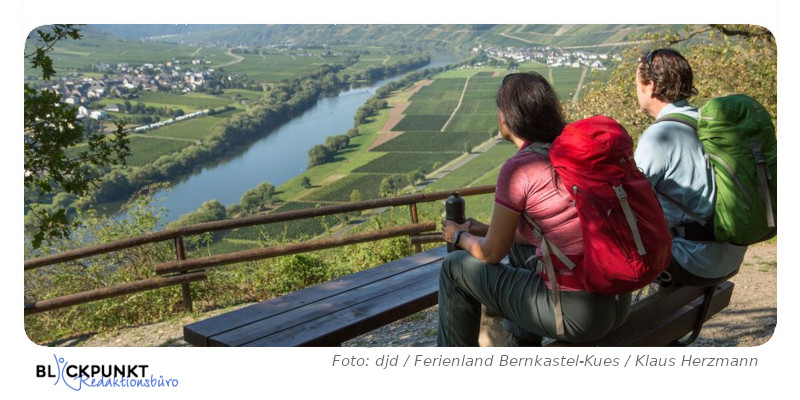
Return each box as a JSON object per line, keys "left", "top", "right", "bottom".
{"left": 371, "top": 131, "right": 490, "bottom": 152}
{"left": 216, "top": 64, "right": 586, "bottom": 246}
{"left": 303, "top": 174, "right": 410, "bottom": 202}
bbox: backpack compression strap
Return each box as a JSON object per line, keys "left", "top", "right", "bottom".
{"left": 518, "top": 143, "right": 572, "bottom": 336}
{"left": 521, "top": 212, "right": 575, "bottom": 337}
{"left": 653, "top": 114, "right": 714, "bottom": 231}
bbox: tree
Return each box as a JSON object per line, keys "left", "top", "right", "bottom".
{"left": 24, "top": 25, "right": 130, "bottom": 248}
{"left": 301, "top": 176, "right": 312, "bottom": 188}
{"left": 566, "top": 25, "right": 776, "bottom": 140}
{"left": 169, "top": 199, "right": 227, "bottom": 227}
{"left": 307, "top": 144, "right": 334, "bottom": 168}
{"left": 379, "top": 176, "right": 402, "bottom": 198}
{"left": 240, "top": 182, "right": 276, "bottom": 215}
{"left": 407, "top": 170, "right": 426, "bottom": 186}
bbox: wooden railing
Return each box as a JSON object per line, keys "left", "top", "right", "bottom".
{"left": 24, "top": 185, "right": 496, "bottom": 315}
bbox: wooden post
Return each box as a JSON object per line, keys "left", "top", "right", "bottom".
{"left": 174, "top": 237, "right": 193, "bottom": 312}
{"left": 409, "top": 203, "right": 422, "bottom": 253}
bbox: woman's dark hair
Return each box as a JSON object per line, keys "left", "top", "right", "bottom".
{"left": 496, "top": 72, "right": 565, "bottom": 143}
{"left": 638, "top": 48, "right": 697, "bottom": 103}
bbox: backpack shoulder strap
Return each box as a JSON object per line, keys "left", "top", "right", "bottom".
{"left": 519, "top": 142, "right": 551, "bottom": 157}
{"left": 651, "top": 113, "right": 709, "bottom": 227}
{"left": 654, "top": 188, "right": 709, "bottom": 227}
{"left": 655, "top": 113, "right": 698, "bottom": 131}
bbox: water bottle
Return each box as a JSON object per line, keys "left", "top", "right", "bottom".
{"left": 445, "top": 192, "right": 466, "bottom": 252}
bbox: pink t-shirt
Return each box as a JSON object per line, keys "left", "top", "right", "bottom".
{"left": 495, "top": 143, "right": 584, "bottom": 259}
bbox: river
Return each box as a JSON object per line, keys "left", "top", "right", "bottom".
{"left": 152, "top": 53, "right": 458, "bottom": 222}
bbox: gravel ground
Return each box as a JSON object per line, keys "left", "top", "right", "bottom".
{"left": 51, "top": 241, "right": 776, "bottom": 348}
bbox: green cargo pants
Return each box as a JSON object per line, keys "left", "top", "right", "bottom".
{"left": 437, "top": 244, "right": 631, "bottom": 346}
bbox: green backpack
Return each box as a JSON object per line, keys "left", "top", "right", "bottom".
{"left": 657, "top": 94, "right": 776, "bottom": 245}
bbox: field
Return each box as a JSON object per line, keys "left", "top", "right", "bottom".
{"left": 372, "top": 131, "right": 490, "bottom": 153}
{"left": 27, "top": 30, "right": 232, "bottom": 76}
{"left": 353, "top": 152, "right": 459, "bottom": 174}
{"left": 139, "top": 109, "right": 240, "bottom": 141}
{"left": 224, "top": 202, "right": 343, "bottom": 243}
{"left": 124, "top": 136, "right": 192, "bottom": 167}
{"left": 303, "top": 174, "right": 409, "bottom": 202}
{"left": 392, "top": 115, "right": 451, "bottom": 132}
{"left": 423, "top": 141, "right": 515, "bottom": 193}
{"left": 221, "top": 52, "right": 350, "bottom": 82}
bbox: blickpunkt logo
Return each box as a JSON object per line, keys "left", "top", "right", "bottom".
{"left": 36, "top": 354, "right": 179, "bottom": 391}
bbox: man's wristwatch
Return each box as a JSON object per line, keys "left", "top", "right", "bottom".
{"left": 452, "top": 230, "right": 466, "bottom": 248}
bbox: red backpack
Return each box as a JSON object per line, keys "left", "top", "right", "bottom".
{"left": 523, "top": 115, "right": 672, "bottom": 335}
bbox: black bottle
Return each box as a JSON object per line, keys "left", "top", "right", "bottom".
{"left": 445, "top": 192, "right": 466, "bottom": 253}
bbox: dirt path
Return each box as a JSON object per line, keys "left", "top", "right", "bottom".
{"left": 440, "top": 71, "right": 478, "bottom": 132}
{"left": 368, "top": 80, "right": 432, "bottom": 151}
{"left": 214, "top": 48, "right": 244, "bottom": 68}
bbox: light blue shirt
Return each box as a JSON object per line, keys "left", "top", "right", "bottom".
{"left": 634, "top": 101, "right": 746, "bottom": 279}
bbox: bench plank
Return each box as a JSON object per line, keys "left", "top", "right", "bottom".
{"left": 244, "top": 263, "right": 440, "bottom": 346}
{"left": 185, "top": 246, "right": 447, "bottom": 346}
{"left": 550, "top": 281, "right": 734, "bottom": 347}
{"left": 211, "top": 259, "right": 440, "bottom": 346}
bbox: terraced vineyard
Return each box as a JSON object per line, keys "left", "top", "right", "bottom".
{"left": 219, "top": 63, "right": 591, "bottom": 245}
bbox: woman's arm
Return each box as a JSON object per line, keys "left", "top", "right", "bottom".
{"left": 465, "top": 216, "right": 528, "bottom": 243}
{"left": 442, "top": 203, "right": 520, "bottom": 264}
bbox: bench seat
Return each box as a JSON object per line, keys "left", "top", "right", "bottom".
{"left": 184, "top": 245, "right": 733, "bottom": 347}
{"left": 184, "top": 246, "right": 448, "bottom": 347}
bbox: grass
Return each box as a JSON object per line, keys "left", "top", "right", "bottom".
{"left": 124, "top": 136, "right": 192, "bottom": 166}
{"left": 139, "top": 109, "right": 240, "bottom": 141}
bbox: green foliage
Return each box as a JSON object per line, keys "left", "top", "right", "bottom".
{"left": 239, "top": 182, "right": 276, "bottom": 215}
{"left": 167, "top": 199, "right": 227, "bottom": 229}
{"left": 566, "top": 25, "right": 776, "bottom": 140}
{"left": 24, "top": 187, "right": 174, "bottom": 343}
{"left": 308, "top": 144, "right": 335, "bottom": 168}
{"left": 24, "top": 25, "right": 130, "bottom": 248}
{"left": 266, "top": 254, "right": 331, "bottom": 295}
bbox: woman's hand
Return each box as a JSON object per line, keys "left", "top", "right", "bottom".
{"left": 441, "top": 220, "right": 471, "bottom": 243}
{"left": 466, "top": 217, "right": 489, "bottom": 236}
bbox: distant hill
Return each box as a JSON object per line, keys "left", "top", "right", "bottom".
{"left": 87, "top": 24, "right": 237, "bottom": 40}
{"left": 88, "top": 24, "right": 683, "bottom": 51}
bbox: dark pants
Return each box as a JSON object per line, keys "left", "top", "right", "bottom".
{"left": 437, "top": 244, "right": 631, "bottom": 346}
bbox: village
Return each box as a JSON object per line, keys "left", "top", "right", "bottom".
{"left": 475, "top": 45, "right": 620, "bottom": 70}
{"left": 36, "top": 58, "right": 219, "bottom": 128}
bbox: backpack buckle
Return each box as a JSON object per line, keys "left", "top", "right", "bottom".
{"left": 613, "top": 185, "right": 627, "bottom": 200}
{"left": 750, "top": 142, "right": 766, "bottom": 165}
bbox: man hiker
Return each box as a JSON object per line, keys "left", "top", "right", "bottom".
{"left": 633, "top": 48, "right": 746, "bottom": 287}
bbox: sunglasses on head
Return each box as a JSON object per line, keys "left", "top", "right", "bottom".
{"left": 644, "top": 49, "right": 662, "bottom": 71}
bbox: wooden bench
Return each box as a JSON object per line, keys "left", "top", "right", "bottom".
{"left": 183, "top": 245, "right": 733, "bottom": 347}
